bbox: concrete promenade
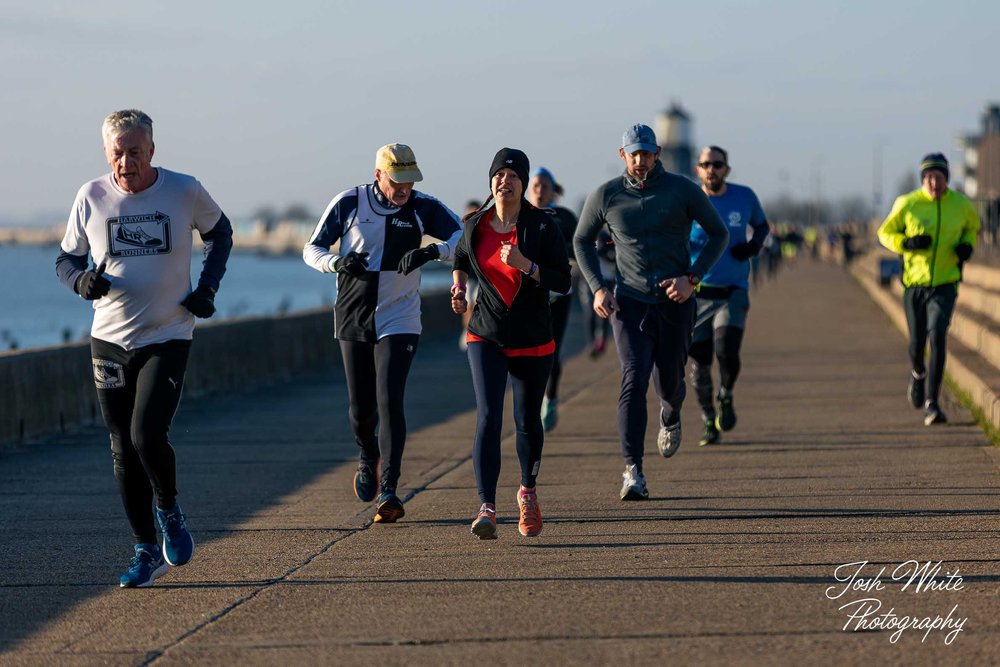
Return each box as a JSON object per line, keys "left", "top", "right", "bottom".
{"left": 1, "top": 260, "right": 998, "bottom": 666}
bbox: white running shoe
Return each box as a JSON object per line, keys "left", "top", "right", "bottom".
{"left": 620, "top": 464, "right": 649, "bottom": 501}
{"left": 657, "top": 408, "right": 682, "bottom": 458}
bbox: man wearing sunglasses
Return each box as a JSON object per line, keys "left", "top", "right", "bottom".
{"left": 689, "top": 146, "right": 770, "bottom": 446}
{"left": 574, "top": 124, "right": 729, "bottom": 501}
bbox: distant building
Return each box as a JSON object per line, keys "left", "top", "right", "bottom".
{"left": 654, "top": 102, "right": 694, "bottom": 179}
{"left": 956, "top": 103, "right": 1000, "bottom": 243}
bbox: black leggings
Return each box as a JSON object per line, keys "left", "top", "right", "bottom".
{"left": 339, "top": 334, "right": 419, "bottom": 492}
{"left": 92, "top": 338, "right": 190, "bottom": 545}
{"left": 545, "top": 294, "right": 572, "bottom": 400}
{"left": 903, "top": 284, "right": 957, "bottom": 404}
{"left": 689, "top": 326, "right": 745, "bottom": 417}
{"left": 467, "top": 341, "right": 553, "bottom": 504}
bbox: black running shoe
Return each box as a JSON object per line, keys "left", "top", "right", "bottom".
{"left": 699, "top": 418, "right": 721, "bottom": 446}
{"left": 353, "top": 457, "right": 379, "bottom": 502}
{"left": 374, "top": 492, "right": 405, "bottom": 523}
{"left": 923, "top": 401, "right": 947, "bottom": 426}
{"left": 716, "top": 392, "right": 737, "bottom": 432}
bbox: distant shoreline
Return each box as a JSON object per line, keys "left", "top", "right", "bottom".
{"left": 0, "top": 227, "right": 63, "bottom": 246}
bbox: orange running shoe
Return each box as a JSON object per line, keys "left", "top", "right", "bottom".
{"left": 517, "top": 486, "right": 542, "bottom": 537}
{"left": 471, "top": 503, "right": 497, "bottom": 540}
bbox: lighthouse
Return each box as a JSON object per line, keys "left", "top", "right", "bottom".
{"left": 654, "top": 102, "right": 694, "bottom": 179}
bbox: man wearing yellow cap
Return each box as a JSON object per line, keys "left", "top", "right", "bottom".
{"left": 877, "top": 152, "right": 980, "bottom": 425}
{"left": 304, "top": 143, "right": 462, "bottom": 521}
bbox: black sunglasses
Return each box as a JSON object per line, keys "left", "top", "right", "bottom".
{"left": 698, "top": 160, "right": 727, "bottom": 169}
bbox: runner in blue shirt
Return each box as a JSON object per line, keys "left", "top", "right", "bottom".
{"left": 689, "top": 146, "right": 769, "bottom": 446}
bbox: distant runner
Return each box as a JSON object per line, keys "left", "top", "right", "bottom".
{"left": 689, "top": 146, "right": 769, "bottom": 445}
{"left": 877, "top": 153, "right": 979, "bottom": 425}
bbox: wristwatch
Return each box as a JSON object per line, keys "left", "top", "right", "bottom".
{"left": 686, "top": 273, "right": 701, "bottom": 287}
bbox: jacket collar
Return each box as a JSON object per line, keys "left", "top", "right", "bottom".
{"left": 370, "top": 180, "right": 415, "bottom": 214}
{"left": 623, "top": 161, "right": 665, "bottom": 190}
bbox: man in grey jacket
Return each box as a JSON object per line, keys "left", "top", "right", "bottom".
{"left": 574, "top": 124, "right": 729, "bottom": 500}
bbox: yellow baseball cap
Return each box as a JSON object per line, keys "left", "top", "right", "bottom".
{"left": 375, "top": 143, "right": 423, "bottom": 183}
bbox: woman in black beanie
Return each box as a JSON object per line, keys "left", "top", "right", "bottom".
{"left": 451, "top": 148, "right": 571, "bottom": 539}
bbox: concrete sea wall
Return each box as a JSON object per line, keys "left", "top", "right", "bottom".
{"left": 0, "top": 292, "right": 456, "bottom": 447}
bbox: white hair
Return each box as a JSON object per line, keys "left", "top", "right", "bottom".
{"left": 102, "top": 109, "right": 153, "bottom": 144}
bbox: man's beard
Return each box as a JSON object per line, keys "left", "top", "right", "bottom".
{"left": 705, "top": 179, "right": 724, "bottom": 193}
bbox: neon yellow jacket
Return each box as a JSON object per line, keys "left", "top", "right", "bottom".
{"left": 877, "top": 188, "right": 980, "bottom": 287}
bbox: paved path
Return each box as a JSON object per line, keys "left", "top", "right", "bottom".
{"left": 2, "top": 260, "right": 998, "bottom": 666}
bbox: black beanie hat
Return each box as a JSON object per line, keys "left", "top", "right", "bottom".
{"left": 920, "top": 152, "right": 949, "bottom": 181}
{"left": 489, "top": 148, "right": 530, "bottom": 189}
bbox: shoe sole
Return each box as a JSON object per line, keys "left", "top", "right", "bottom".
{"left": 120, "top": 562, "right": 169, "bottom": 588}
{"left": 924, "top": 414, "right": 948, "bottom": 426}
{"left": 657, "top": 441, "right": 679, "bottom": 458}
{"left": 698, "top": 434, "right": 720, "bottom": 447}
{"left": 162, "top": 540, "right": 194, "bottom": 567}
{"left": 620, "top": 489, "right": 649, "bottom": 501}
{"left": 472, "top": 520, "right": 498, "bottom": 540}
{"left": 657, "top": 426, "right": 680, "bottom": 458}
{"left": 374, "top": 504, "right": 406, "bottom": 523}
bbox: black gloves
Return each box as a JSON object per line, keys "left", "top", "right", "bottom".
{"left": 181, "top": 284, "right": 216, "bottom": 318}
{"left": 75, "top": 263, "right": 111, "bottom": 300}
{"left": 398, "top": 244, "right": 440, "bottom": 275}
{"left": 730, "top": 242, "right": 760, "bottom": 261}
{"left": 955, "top": 242, "right": 973, "bottom": 263}
{"left": 902, "top": 234, "right": 933, "bottom": 251}
{"left": 333, "top": 251, "right": 370, "bottom": 277}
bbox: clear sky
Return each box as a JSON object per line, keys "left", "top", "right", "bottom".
{"left": 2, "top": 0, "right": 997, "bottom": 226}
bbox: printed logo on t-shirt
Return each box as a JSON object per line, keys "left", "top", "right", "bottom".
{"left": 728, "top": 211, "right": 743, "bottom": 227}
{"left": 106, "top": 211, "right": 172, "bottom": 257}
{"left": 93, "top": 358, "right": 125, "bottom": 389}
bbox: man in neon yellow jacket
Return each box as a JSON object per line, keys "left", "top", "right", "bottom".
{"left": 877, "top": 153, "right": 980, "bottom": 426}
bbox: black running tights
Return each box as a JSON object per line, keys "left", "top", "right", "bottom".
{"left": 689, "top": 326, "right": 744, "bottom": 416}
{"left": 339, "top": 334, "right": 419, "bottom": 492}
{"left": 92, "top": 338, "right": 190, "bottom": 545}
{"left": 903, "top": 284, "right": 957, "bottom": 404}
{"left": 467, "top": 341, "right": 553, "bottom": 504}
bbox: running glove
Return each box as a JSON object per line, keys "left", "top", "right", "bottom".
{"left": 333, "top": 251, "right": 369, "bottom": 277}
{"left": 955, "top": 242, "right": 973, "bottom": 263}
{"left": 730, "top": 242, "right": 760, "bottom": 261}
{"left": 181, "top": 284, "right": 216, "bottom": 318}
{"left": 75, "top": 263, "right": 111, "bottom": 300}
{"left": 398, "top": 244, "right": 440, "bottom": 275}
{"left": 902, "top": 234, "right": 933, "bottom": 250}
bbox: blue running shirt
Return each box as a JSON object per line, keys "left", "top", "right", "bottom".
{"left": 690, "top": 183, "right": 767, "bottom": 289}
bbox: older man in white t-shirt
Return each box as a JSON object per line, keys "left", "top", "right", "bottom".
{"left": 56, "top": 109, "right": 233, "bottom": 588}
